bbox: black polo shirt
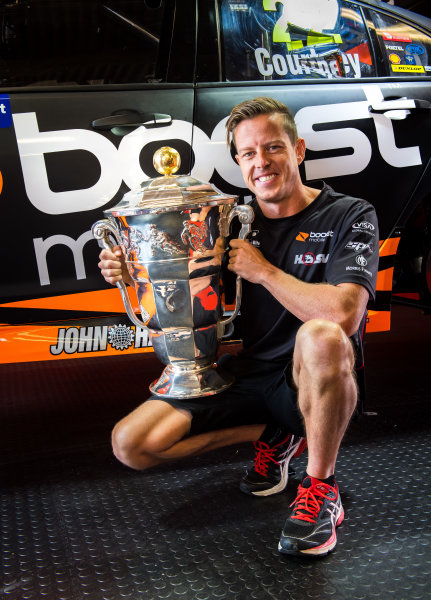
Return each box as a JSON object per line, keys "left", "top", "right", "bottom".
{"left": 238, "top": 182, "right": 379, "bottom": 363}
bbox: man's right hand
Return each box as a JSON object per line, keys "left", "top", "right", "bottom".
{"left": 98, "top": 245, "right": 134, "bottom": 287}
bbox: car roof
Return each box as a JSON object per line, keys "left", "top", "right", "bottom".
{"left": 356, "top": 0, "right": 431, "bottom": 30}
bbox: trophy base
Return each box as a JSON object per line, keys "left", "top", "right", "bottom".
{"left": 150, "top": 363, "right": 234, "bottom": 399}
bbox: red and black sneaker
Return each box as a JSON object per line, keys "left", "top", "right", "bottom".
{"left": 240, "top": 432, "right": 307, "bottom": 496}
{"left": 278, "top": 475, "right": 344, "bottom": 557}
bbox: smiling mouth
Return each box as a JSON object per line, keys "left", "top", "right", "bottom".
{"left": 256, "top": 174, "right": 277, "bottom": 183}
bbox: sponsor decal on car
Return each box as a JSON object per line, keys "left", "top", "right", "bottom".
{"left": 50, "top": 323, "right": 151, "bottom": 356}
{"left": 385, "top": 45, "right": 404, "bottom": 52}
{"left": 391, "top": 64, "right": 425, "bottom": 73}
{"left": 0, "top": 94, "right": 12, "bottom": 128}
{"left": 389, "top": 53, "right": 401, "bottom": 64}
{"left": 6, "top": 85, "right": 420, "bottom": 344}
{"left": 254, "top": 47, "right": 362, "bottom": 79}
{"left": 405, "top": 43, "right": 425, "bottom": 55}
{"left": 382, "top": 32, "right": 412, "bottom": 43}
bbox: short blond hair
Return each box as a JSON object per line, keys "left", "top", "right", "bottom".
{"left": 226, "top": 97, "right": 298, "bottom": 150}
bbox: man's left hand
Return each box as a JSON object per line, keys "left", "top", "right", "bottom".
{"left": 228, "top": 239, "right": 273, "bottom": 284}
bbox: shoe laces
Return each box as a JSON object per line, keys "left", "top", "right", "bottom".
{"left": 253, "top": 440, "right": 281, "bottom": 476}
{"left": 290, "top": 480, "right": 335, "bottom": 524}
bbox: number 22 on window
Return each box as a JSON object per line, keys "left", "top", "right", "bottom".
{"left": 263, "top": 0, "right": 303, "bottom": 51}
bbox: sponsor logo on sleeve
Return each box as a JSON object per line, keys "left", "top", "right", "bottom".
{"left": 345, "top": 241, "right": 374, "bottom": 253}
{"left": 352, "top": 221, "right": 375, "bottom": 236}
{"left": 345, "top": 254, "right": 372, "bottom": 277}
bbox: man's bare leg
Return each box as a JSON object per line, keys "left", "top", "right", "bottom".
{"left": 112, "top": 398, "right": 265, "bottom": 470}
{"left": 292, "top": 318, "right": 357, "bottom": 480}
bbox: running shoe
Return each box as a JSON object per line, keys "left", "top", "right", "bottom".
{"left": 278, "top": 475, "right": 344, "bottom": 556}
{"left": 240, "top": 432, "right": 307, "bottom": 496}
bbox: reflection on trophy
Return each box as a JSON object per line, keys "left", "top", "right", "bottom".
{"left": 92, "top": 147, "right": 254, "bottom": 398}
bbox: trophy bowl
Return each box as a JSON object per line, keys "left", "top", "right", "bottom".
{"left": 92, "top": 147, "right": 254, "bottom": 398}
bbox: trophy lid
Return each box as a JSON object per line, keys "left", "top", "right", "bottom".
{"left": 105, "top": 147, "right": 237, "bottom": 217}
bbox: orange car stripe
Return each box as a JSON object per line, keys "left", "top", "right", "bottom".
{"left": 376, "top": 267, "right": 394, "bottom": 292}
{"left": 378, "top": 236, "right": 400, "bottom": 258}
{"left": 367, "top": 237, "right": 400, "bottom": 333}
{"left": 0, "top": 322, "right": 154, "bottom": 364}
{"left": 0, "top": 287, "right": 140, "bottom": 313}
{"left": 366, "top": 310, "right": 391, "bottom": 333}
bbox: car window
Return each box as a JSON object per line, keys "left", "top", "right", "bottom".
{"left": 0, "top": 0, "right": 168, "bottom": 87}
{"left": 219, "top": 0, "right": 375, "bottom": 81}
{"left": 364, "top": 9, "right": 431, "bottom": 77}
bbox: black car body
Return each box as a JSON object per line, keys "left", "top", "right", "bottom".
{"left": 1, "top": 0, "right": 431, "bottom": 364}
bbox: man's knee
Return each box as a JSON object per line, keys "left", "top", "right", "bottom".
{"left": 294, "top": 319, "right": 355, "bottom": 380}
{"left": 111, "top": 421, "right": 148, "bottom": 469}
{"left": 111, "top": 400, "right": 192, "bottom": 470}
{"left": 111, "top": 420, "right": 176, "bottom": 470}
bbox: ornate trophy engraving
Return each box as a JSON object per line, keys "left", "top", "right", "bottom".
{"left": 92, "top": 147, "right": 254, "bottom": 398}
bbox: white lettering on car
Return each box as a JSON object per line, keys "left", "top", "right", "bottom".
{"left": 254, "top": 47, "right": 361, "bottom": 79}
{"left": 50, "top": 324, "right": 150, "bottom": 355}
{"left": 33, "top": 231, "right": 94, "bottom": 285}
{"left": 13, "top": 84, "right": 422, "bottom": 217}
{"left": 13, "top": 112, "right": 122, "bottom": 215}
{"left": 11, "top": 84, "right": 422, "bottom": 287}
{"left": 295, "top": 84, "right": 421, "bottom": 179}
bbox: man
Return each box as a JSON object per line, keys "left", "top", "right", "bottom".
{"left": 98, "top": 97, "right": 378, "bottom": 557}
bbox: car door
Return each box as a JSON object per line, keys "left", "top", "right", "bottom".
{"left": 0, "top": 0, "right": 196, "bottom": 363}
{"left": 193, "top": 0, "right": 431, "bottom": 331}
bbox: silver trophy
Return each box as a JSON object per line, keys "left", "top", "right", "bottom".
{"left": 92, "top": 147, "right": 254, "bottom": 398}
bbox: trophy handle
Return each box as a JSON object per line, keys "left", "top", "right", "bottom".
{"left": 92, "top": 219, "right": 149, "bottom": 331}
{"left": 218, "top": 204, "right": 255, "bottom": 335}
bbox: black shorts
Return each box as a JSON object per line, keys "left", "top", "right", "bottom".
{"left": 151, "top": 354, "right": 305, "bottom": 438}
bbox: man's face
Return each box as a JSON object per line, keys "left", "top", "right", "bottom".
{"left": 234, "top": 113, "right": 305, "bottom": 206}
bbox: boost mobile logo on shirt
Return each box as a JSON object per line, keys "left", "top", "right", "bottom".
{"left": 296, "top": 231, "right": 333, "bottom": 242}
